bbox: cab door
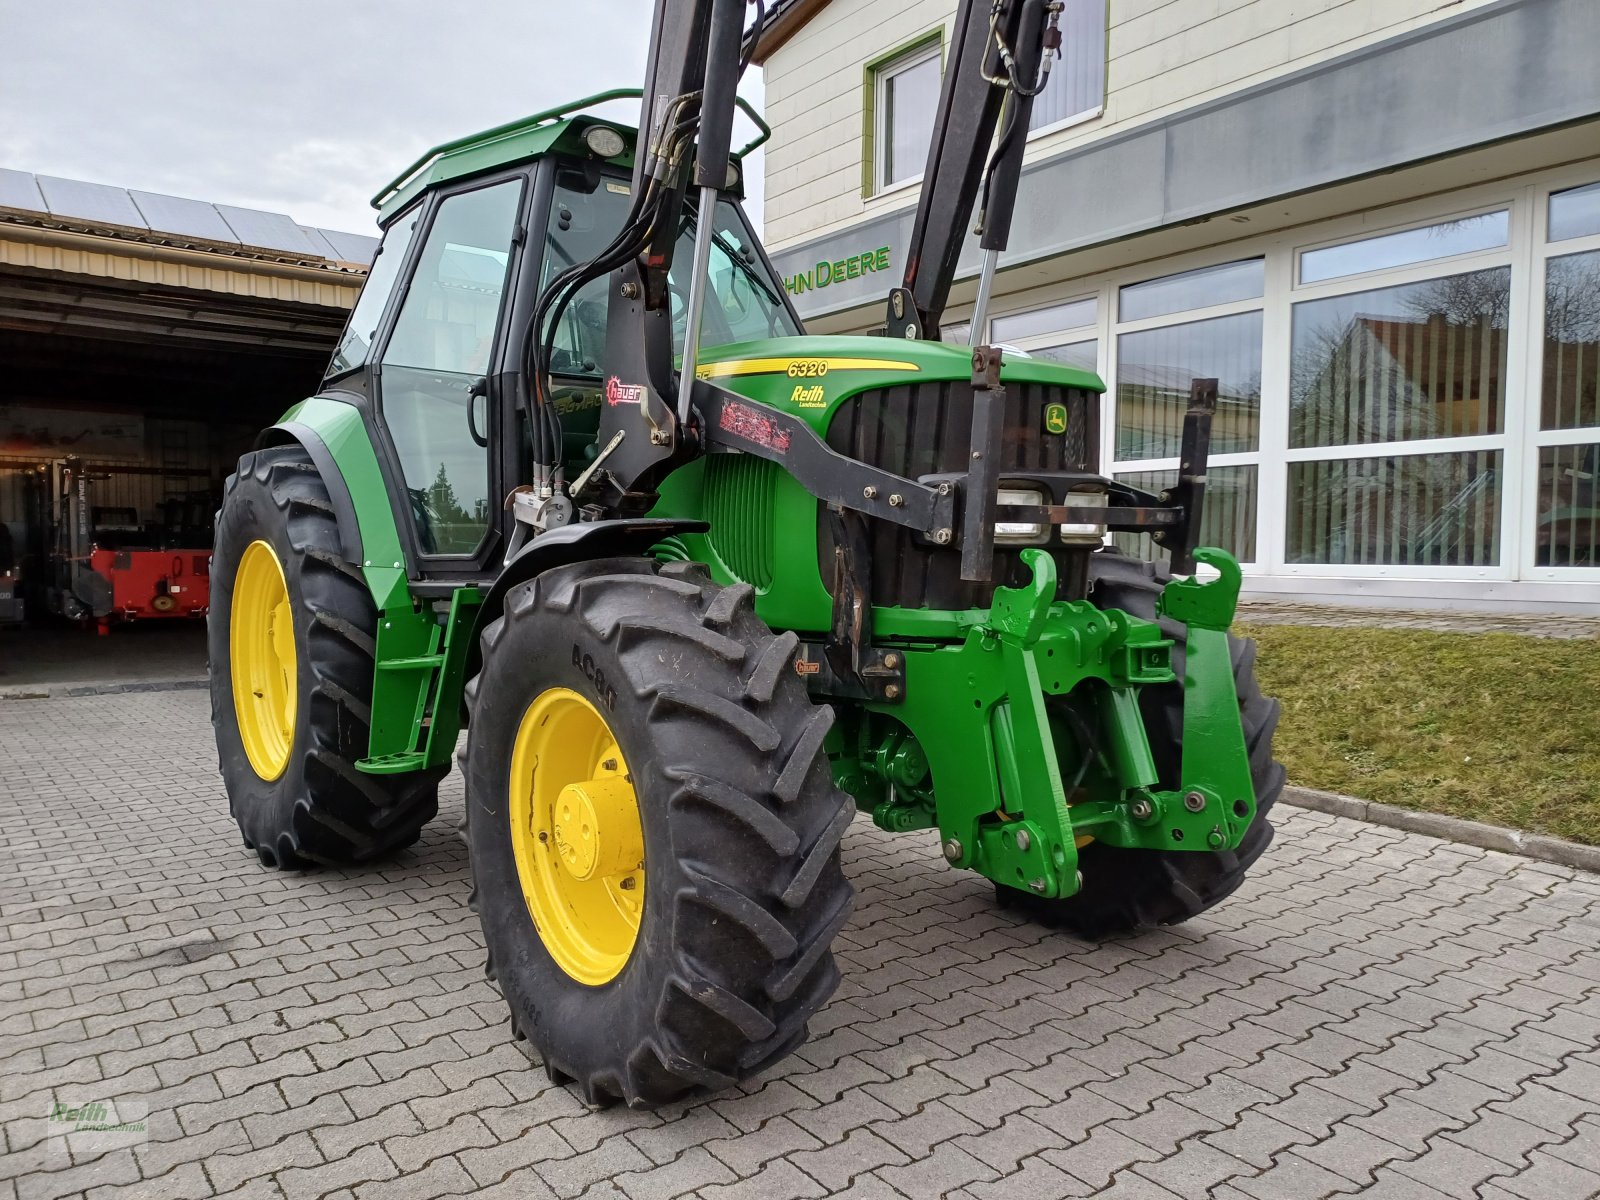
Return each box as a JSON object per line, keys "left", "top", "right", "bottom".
{"left": 375, "top": 174, "right": 526, "bottom": 572}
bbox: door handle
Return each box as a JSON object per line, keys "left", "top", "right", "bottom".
{"left": 468, "top": 377, "right": 488, "bottom": 448}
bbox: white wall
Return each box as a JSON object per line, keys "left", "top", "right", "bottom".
{"left": 762, "top": 0, "right": 1504, "bottom": 249}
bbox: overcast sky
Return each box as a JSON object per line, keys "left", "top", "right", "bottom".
{"left": 0, "top": 1, "right": 766, "bottom": 236}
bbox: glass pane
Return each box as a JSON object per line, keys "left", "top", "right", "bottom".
{"left": 941, "top": 323, "right": 971, "bottom": 345}
{"left": 328, "top": 206, "right": 418, "bottom": 377}
{"left": 1300, "top": 211, "right": 1508, "bottom": 284}
{"left": 1541, "top": 250, "right": 1600, "bottom": 430}
{"left": 1115, "top": 311, "right": 1261, "bottom": 460}
{"left": 542, "top": 173, "right": 798, "bottom": 378}
{"left": 1289, "top": 266, "right": 1509, "bottom": 449}
{"left": 1287, "top": 450, "right": 1502, "bottom": 566}
{"left": 383, "top": 179, "right": 522, "bottom": 555}
{"left": 1535, "top": 443, "right": 1600, "bottom": 567}
{"left": 1113, "top": 464, "right": 1257, "bottom": 564}
{"left": 1027, "top": 0, "right": 1105, "bottom": 130}
{"left": 991, "top": 296, "right": 1096, "bottom": 343}
{"left": 1548, "top": 182, "right": 1600, "bottom": 243}
{"left": 1119, "top": 259, "right": 1263, "bottom": 322}
{"left": 1033, "top": 339, "right": 1098, "bottom": 372}
{"left": 883, "top": 50, "right": 940, "bottom": 188}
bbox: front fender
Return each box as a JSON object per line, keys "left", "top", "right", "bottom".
{"left": 465, "top": 518, "right": 709, "bottom": 684}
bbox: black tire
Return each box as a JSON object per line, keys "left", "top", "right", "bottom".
{"left": 995, "top": 551, "right": 1283, "bottom": 937}
{"left": 462, "top": 558, "right": 855, "bottom": 1108}
{"left": 209, "top": 444, "right": 443, "bottom": 869}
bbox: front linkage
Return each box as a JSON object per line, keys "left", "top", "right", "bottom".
{"left": 831, "top": 545, "right": 1256, "bottom": 902}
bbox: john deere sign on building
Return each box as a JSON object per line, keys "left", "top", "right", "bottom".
{"left": 753, "top": 0, "right": 1600, "bottom": 614}
{"left": 784, "top": 245, "right": 891, "bottom": 299}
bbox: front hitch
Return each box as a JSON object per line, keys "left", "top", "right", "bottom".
{"left": 903, "top": 546, "right": 1258, "bottom": 902}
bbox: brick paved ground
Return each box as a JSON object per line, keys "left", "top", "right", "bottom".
{"left": 4, "top": 689, "right": 1600, "bottom": 1200}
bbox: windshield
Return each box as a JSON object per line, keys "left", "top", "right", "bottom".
{"left": 542, "top": 164, "right": 799, "bottom": 377}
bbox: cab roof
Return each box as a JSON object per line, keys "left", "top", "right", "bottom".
{"left": 372, "top": 87, "right": 770, "bottom": 224}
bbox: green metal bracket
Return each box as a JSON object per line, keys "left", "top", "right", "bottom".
{"left": 1157, "top": 546, "right": 1242, "bottom": 631}
{"left": 359, "top": 587, "right": 482, "bottom": 776}
{"left": 989, "top": 547, "right": 1056, "bottom": 648}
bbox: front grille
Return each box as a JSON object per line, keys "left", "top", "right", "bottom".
{"left": 823, "top": 380, "right": 1098, "bottom": 610}
{"left": 704, "top": 454, "right": 778, "bottom": 588}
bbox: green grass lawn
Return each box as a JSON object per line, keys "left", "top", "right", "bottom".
{"left": 1238, "top": 624, "right": 1600, "bottom": 846}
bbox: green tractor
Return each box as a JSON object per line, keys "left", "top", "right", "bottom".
{"left": 210, "top": 0, "right": 1282, "bottom": 1107}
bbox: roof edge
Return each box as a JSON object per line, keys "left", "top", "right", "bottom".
{"left": 750, "top": 0, "right": 831, "bottom": 65}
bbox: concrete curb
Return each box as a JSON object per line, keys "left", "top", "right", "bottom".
{"left": 0, "top": 677, "right": 208, "bottom": 701}
{"left": 1283, "top": 784, "right": 1600, "bottom": 874}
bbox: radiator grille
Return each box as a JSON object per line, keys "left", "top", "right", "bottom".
{"left": 823, "top": 381, "right": 1098, "bottom": 609}
{"left": 704, "top": 455, "right": 778, "bottom": 589}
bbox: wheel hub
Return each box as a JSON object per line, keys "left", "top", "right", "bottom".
{"left": 553, "top": 777, "right": 643, "bottom": 883}
{"left": 508, "top": 687, "right": 645, "bottom": 986}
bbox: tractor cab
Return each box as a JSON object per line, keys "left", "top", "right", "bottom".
{"left": 316, "top": 99, "right": 797, "bottom": 569}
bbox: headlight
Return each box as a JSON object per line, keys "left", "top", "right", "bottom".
{"left": 995, "top": 486, "right": 1048, "bottom": 544}
{"left": 1059, "top": 491, "right": 1109, "bottom": 545}
{"left": 584, "top": 125, "right": 627, "bottom": 158}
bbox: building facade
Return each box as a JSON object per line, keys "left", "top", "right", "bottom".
{"left": 754, "top": 0, "right": 1600, "bottom": 611}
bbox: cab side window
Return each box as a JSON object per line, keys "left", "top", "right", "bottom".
{"left": 327, "top": 206, "right": 419, "bottom": 378}
{"left": 380, "top": 179, "right": 523, "bottom": 555}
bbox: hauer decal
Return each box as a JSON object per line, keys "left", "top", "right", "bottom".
{"left": 605, "top": 377, "right": 645, "bottom": 406}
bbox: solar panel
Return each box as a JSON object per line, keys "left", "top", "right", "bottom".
{"left": 318, "top": 228, "right": 379, "bottom": 264}
{"left": 295, "top": 225, "right": 341, "bottom": 260}
{"left": 0, "top": 168, "right": 45, "bottom": 212}
{"left": 131, "top": 190, "right": 236, "bottom": 243}
{"left": 215, "top": 205, "right": 319, "bottom": 255}
{"left": 35, "top": 175, "right": 147, "bottom": 228}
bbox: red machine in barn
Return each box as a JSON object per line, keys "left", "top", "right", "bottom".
{"left": 40, "top": 459, "right": 213, "bottom": 633}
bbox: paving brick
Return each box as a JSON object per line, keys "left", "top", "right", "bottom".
{"left": 1040, "top": 1124, "right": 1163, "bottom": 1189}
{"left": 786, "top": 1127, "right": 910, "bottom": 1192}
{"left": 532, "top": 1133, "right": 654, "bottom": 1199}
{"left": 277, "top": 1143, "right": 399, "bottom": 1200}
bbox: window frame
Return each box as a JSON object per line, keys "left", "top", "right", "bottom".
{"left": 863, "top": 30, "right": 944, "bottom": 199}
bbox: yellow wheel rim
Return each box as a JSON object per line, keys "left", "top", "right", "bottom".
{"left": 230, "top": 540, "right": 297, "bottom": 781}
{"left": 509, "top": 687, "right": 645, "bottom": 986}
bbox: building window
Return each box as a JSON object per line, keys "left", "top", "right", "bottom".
{"left": 1289, "top": 268, "right": 1511, "bottom": 448}
{"left": 991, "top": 297, "right": 1096, "bottom": 342}
{"left": 1115, "top": 464, "right": 1258, "bottom": 564}
{"left": 982, "top": 295, "right": 1099, "bottom": 375}
{"left": 1288, "top": 450, "right": 1502, "bottom": 567}
{"left": 1532, "top": 178, "right": 1600, "bottom": 572}
{"left": 1299, "top": 210, "right": 1509, "bottom": 284}
{"left": 1027, "top": 0, "right": 1106, "bottom": 133}
{"left": 869, "top": 36, "right": 941, "bottom": 193}
{"left": 1119, "top": 258, "right": 1264, "bottom": 322}
{"left": 1542, "top": 250, "right": 1600, "bottom": 431}
{"left": 1108, "top": 259, "right": 1264, "bottom": 565}
{"left": 1548, "top": 182, "right": 1600, "bottom": 243}
{"left": 1116, "top": 314, "right": 1263, "bottom": 460}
